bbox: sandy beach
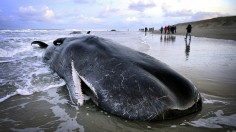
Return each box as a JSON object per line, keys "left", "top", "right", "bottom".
{"left": 153, "top": 16, "right": 236, "bottom": 41}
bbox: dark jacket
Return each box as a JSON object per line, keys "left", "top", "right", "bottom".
{"left": 186, "top": 24, "right": 192, "bottom": 33}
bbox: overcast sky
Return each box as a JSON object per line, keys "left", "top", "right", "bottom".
{"left": 0, "top": 0, "right": 235, "bottom": 30}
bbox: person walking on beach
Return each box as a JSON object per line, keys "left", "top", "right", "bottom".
{"left": 171, "top": 26, "right": 174, "bottom": 34}
{"left": 145, "top": 27, "right": 148, "bottom": 36}
{"left": 164, "top": 26, "right": 168, "bottom": 34}
{"left": 173, "top": 25, "right": 176, "bottom": 34}
{"left": 167, "top": 26, "right": 170, "bottom": 34}
{"left": 185, "top": 24, "right": 192, "bottom": 40}
{"left": 160, "top": 26, "right": 163, "bottom": 34}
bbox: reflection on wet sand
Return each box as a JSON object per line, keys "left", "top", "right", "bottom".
{"left": 185, "top": 39, "right": 191, "bottom": 60}
{"left": 160, "top": 35, "right": 176, "bottom": 43}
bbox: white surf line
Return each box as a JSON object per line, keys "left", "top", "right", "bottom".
{"left": 0, "top": 92, "right": 17, "bottom": 103}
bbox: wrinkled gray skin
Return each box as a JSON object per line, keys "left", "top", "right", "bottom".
{"left": 33, "top": 35, "right": 202, "bottom": 121}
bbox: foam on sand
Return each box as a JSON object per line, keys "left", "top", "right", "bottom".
{"left": 187, "top": 110, "right": 236, "bottom": 128}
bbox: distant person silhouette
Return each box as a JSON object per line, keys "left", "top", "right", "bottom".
{"left": 185, "top": 24, "right": 192, "bottom": 40}
{"left": 145, "top": 27, "right": 148, "bottom": 36}
{"left": 174, "top": 25, "right": 176, "bottom": 33}
{"left": 164, "top": 26, "right": 168, "bottom": 34}
{"left": 160, "top": 26, "right": 163, "bottom": 34}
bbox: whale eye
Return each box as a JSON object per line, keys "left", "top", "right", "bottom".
{"left": 53, "top": 38, "right": 66, "bottom": 46}
{"left": 43, "top": 49, "right": 52, "bottom": 62}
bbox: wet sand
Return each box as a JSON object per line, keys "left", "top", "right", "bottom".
{"left": 2, "top": 82, "right": 235, "bottom": 131}
{"left": 154, "top": 16, "right": 236, "bottom": 41}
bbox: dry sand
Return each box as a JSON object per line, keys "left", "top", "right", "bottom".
{"left": 153, "top": 16, "right": 236, "bottom": 41}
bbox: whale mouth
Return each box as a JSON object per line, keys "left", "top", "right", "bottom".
{"left": 71, "top": 60, "right": 98, "bottom": 106}
{"left": 80, "top": 77, "right": 98, "bottom": 106}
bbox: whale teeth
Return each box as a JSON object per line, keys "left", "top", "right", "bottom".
{"left": 71, "top": 60, "right": 98, "bottom": 106}
{"left": 77, "top": 73, "right": 99, "bottom": 106}
{"left": 71, "top": 60, "right": 84, "bottom": 106}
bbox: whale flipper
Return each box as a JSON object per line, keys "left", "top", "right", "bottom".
{"left": 53, "top": 38, "right": 66, "bottom": 45}
{"left": 31, "top": 41, "right": 48, "bottom": 48}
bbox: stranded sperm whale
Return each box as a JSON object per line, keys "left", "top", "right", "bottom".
{"left": 31, "top": 36, "right": 202, "bottom": 121}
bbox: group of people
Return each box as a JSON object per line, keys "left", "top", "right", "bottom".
{"left": 139, "top": 24, "right": 192, "bottom": 40}
{"left": 159, "top": 24, "right": 192, "bottom": 40}
{"left": 160, "top": 25, "right": 176, "bottom": 34}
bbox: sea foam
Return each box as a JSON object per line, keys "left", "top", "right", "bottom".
{"left": 187, "top": 110, "right": 236, "bottom": 128}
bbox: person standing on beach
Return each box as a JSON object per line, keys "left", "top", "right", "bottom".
{"left": 174, "top": 25, "right": 176, "bottom": 33}
{"left": 160, "top": 26, "right": 163, "bottom": 34}
{"left": 167, "top": 26, "right": 170, "bottom": 34}
{"left": 164, "top": 26, "right": 168, "bottom": 34}
{"left": 171, "top": 26, "right": 174, "bottom": 34}
{"left": 185, "top": 24, "right": 192, "bottom": 40}
{"left": 145, "top": 27, "right": 148, "bottom": 36}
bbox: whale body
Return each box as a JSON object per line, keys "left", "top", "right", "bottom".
{"left": 32, "top": 35, "right": 202, "bottom": 121}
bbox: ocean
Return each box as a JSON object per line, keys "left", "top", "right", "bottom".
{"left": 0, "top": 30, "right": 236, "bottom": 131}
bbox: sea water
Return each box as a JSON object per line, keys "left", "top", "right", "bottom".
{"left": 0, "top": 30, "right": 236, "bottom": 131}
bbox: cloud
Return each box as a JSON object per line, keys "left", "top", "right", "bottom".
{"left": 44, "top": 8, "right": 54, "bottom": 20}
{"left": 74, "top": 0, "right": 96, "bottom": 4}
{"left": 19, "top": 6, "right": 36, "bottom": 14}
{"left": 99, "top": 6, "right": 120, "bottom": 18}
{"left": 72, "top": 15, "right": 104, "bottom": 24}
{"left": 18, "top": 6, "right": 54, "bottom": 22}
{"left": 190, "top": 11, "right": 224, "bottom": 21}
{"left": 161, "top": 3, "right": 227, "bottom": 23}
{"left": 129, "top": 0, "right": 156, "bottom": 12}
{"left": 126, "top": 16, "right": 139, "bottom": 23}
{"left": 161, "top": 3, "right": 193, "bottom": 17}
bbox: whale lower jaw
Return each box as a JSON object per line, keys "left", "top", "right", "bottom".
{"left": 70, "top": 60, "right": 98, "bottom": 106}
{"left": 160, "top": 94, "right": 202, "bottom": 121}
